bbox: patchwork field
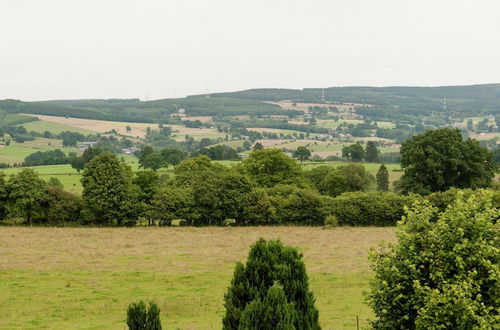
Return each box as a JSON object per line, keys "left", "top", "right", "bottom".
{"left": 23, "top": 114, "right": 160, "bottom": 138}
{"left": 0, "top": 227, "right": 396, "bottom": 329}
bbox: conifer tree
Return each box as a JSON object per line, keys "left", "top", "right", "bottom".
{"left": 126, "top": 301, "right": 162, "bottom": 330}
{"left": 223, "top": 238, "right": 320, "bottom": 329}
{"left": 238, "top": 283, "right": 296, "bottom": 330}
{"left": 376, "top": 164, "right": 389, "bottom": 191}
{"left": 365, "top": 141, "right": 379, "bottom": 162}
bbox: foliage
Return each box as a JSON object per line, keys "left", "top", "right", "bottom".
{"left": 223, "top": 238, "right": 320, "bottom": 329}
{"left": 160, "top": 148, "right": 186, "bottom": 166}
{"left": 238, "top": 283, "right": 297, "bottom": 330}
{"left": 238, "top": 149, "right": 302, "bottom": 187}
{"left": 341, "top": 143, "right": 365, "bottom": 162}
{"left": 147, "top": 186, "right": 193, "bottom": 225}
{"left": 39, "top": 187, "right": 82, "bottom": 224}
{"left": 365, "top": 141, "right": 379, "bottom": 162}
{"left": 192, "top": 145, "right": 240, "bottom": 160}
{"left": 70, "top": 146, "right": 103, "bottom": 172}
{"left": 47, "top": 177, "right": 64, "bottom": 188}
{"left": 142, "top": 153, "right": 167, "bottom": 171}
{"left": 7, "top": 169, "right": 47, "bottom": 224}
{"left": 294, "top": 146, "right": 311, "bottom": 162}
{"left": 304, "top": 164, "right": 372, "bottom": 197}
{"left": 138, "top": 146, "right": 155, "bottom": 168}
{"left": 367, "top": 190, "right": 499, "bottom": 329}
{"left": 126, "top": 301, "right": 162, "bottom": 330}
{"left": 376, "top": 164, "right": 389, "bottom": 191}
{"left": 173, "top": 155, "right": 226, "bottom": 186}
{"left": 24, "top": 149, "right": 69, "bottom": 166}
{"left": 81, "top": 152, "right": 138, "bottom": 225}
{"left": 399, "top": 128, "right": 496, "bottom": 194}
{"left": 330, "top": 191, "right": 416, "bottom": 226}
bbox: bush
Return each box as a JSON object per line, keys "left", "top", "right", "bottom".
{"left": 367, "top": 190, "right": 499, "bottom": 328}
{"left": 323, "top": 215, "right": 338, "bottom": 227}
{"left": 126, "top": 301, "right": 162, "bottom": 330}
{"left": 222, "top": 238, "right": 320, "bottom": 329}
{"left": 329, "top": 191, "right": 416, "bottom": 226}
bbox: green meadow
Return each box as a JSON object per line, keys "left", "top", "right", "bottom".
{"left": 0, "top": 227, "right": 396, "bottom": 329}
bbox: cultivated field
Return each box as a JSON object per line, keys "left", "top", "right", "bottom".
{"left": 0, "top": 227, "right": 396, "bottom": 329}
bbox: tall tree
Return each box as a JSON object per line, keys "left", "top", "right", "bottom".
{"left": 376, "top": 164, "right": 389, "bottom": 191}
{"left": 365, "top": 141, "right": 379, "bottom": 162}
{"left": 294, "top": 146, "right": 311, "bottom": 163}
{"left": 142, "top": 153, "right": 167, "bottom": 171}
{"left": 81, "top": 152, "right": 138, "bottom": 225}
{"left": 341, "top": 143, "right": 365, "bottom": 162}
{"left": 239, "top": 149, "right": 302, "bottom": 187}
{"left": 367, "top": 191, "right": 499, "bottom": 328}
{"left": 7, "top": 169, "right": 47, "bottom": 225}
{"left": 223, "top": 238, "right": 320, "bottom": 329}
{"left": 399, "top": 128, "right": 496, "bottom": 194}
{"left": 138, "top": 145, "right": 155, "bottom": 168}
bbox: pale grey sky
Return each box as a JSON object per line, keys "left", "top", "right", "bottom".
{"left": 1, "top": 0, "right": 499, "bottom": 101}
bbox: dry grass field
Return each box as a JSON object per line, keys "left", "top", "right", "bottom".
{"left": 24, "top": 114, "right": 160, "bottom": 138}
{"left": 0, "top": 227, "right": 396, "bottom": 329}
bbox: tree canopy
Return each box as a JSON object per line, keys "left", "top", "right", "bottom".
{"left": 399, "top": 128, "right": 496, "bottom": 194}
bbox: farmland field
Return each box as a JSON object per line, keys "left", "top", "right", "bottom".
{"left": 0, "top": 227, "right": 396, "bottom": 329}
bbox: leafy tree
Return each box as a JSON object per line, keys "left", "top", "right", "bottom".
{"left": 40, "top": 187, "right": 82, "bottom": 224}
{"left": 70, "top": 156, "right": 86, "bottom": 172}
{"left": 239, "top": 149, "right": 302, "bottom": 187}
{"left": 160, "top": 148, "right": 185, "bottom": 166}
{"left": 191, "top": 171, "right": 253, "bottom": 225}
{"left": 305, "top": 164, "right": 371, "bottom": 197}
{"left": 7, "top": 169, "right": 47, "bottom": 225}
{"left": 126, "top": 125, "right": 132, "bottom": 133}
{"left": 367, "top": 191, "right": 499, "bottom": 328}
{"left": 238, "top": 283, "right": 297, "bottom": 330}
{"left": 126, "top": 301, "right": 162, "bottom": 330}
{"left": 376, "top": 164, "right": 389, "bottom": 191}
{"left": 399, "top": 129, "right": 496, "bottom": 194}
{"left": 133, "top": 170, "right": 159, "bottom": 204}
{"left": 223, "top": 238, "right": 320, "bottom": 329}
{"left": 173, "top": 155, "right": 225, "bottom": 186}
{"left": 294, "top": 146, "right": 311, "bottom": 162}
{"left": 142, "top": 153, "right": 167, "bottom": 171}
{"left": 253, "top": 142, "right": 264, "bottom": 150}
{"left": 47, "top": 177, "right": 64, "bottom": 188}
{"left": 70, "top": 146, "right": 103, "bottom": 173}
{"left": 138, "top": 145, "right": 155, "bottom": 168}
{"left": 0, "top": 173, "right": 9, "bottom": 220}
{"left": 147, "top": 186, "right": 193, "bottom": 225}
{"left": 341, "top": 143, "right": 365, "bottom": 162}
{"left": 365, "top": 141, "right": 379, "bottom": 162}
{"left": 81, "top": 152, "right": 138, "bottom": 225}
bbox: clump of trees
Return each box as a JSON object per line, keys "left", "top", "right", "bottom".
{"left": 223, "top": 238, "right": 320, "bottom": 329}
{"left": 367, "top": 190, "right": 499, "bottom": 328}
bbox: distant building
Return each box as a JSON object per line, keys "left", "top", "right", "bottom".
{"left": 78, "top": 141, "right": 98, "bottom": 152}
{"left": 122, "top": 147, "right": 140, "bottom": 155}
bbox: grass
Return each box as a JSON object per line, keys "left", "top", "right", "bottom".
{"left": 0, "top": 227, "right": 396, "bottom": 329}
{"left": 0, "top": 142, "right": 79, "bottom": 164}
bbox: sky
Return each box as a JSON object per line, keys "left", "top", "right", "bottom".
{"left": 1, "top": 0, "right": 499, "bottom": 101}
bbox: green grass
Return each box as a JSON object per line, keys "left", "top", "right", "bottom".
{"left": 0, "top": 142, "right": 79, "bottom": 164}
{"left": 20, "top": 121, "right": 95, "bottom": 135}
{"left": 0, "top": 227, "right": 396, "bottom": 329}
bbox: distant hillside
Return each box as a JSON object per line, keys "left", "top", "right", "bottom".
{"left": 0, "top": 97, "right": 297, "bottom": 123}
{"left": 1, "top": 84, "right": 498, "bottom": 124}
{"left": 209, "top": 84, "right": 500, "bottom": 121}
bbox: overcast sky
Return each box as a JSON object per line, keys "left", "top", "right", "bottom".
{"left": 1, "top": 0, "right": 499, "bottom": 101}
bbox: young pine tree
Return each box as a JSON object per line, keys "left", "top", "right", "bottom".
{"left": 238, "top": 283, "right": 297, "bottom": 330}
{"left": 126, "top": 301, "right": 162, "bottom": 330}
{"left": 376, "top": 164, "right": 389, "bottom": 191}
{"left": 223, "top": 238, "right": 320, "bottom": 329}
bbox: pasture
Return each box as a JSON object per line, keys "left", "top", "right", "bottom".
{"left": 0, "top": 227, "right": 396, "bottom": 329}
